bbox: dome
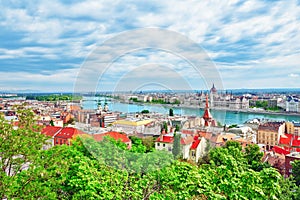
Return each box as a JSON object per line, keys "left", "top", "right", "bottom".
{"left": 210, "top": 83, "right": 217, "bottom": 93}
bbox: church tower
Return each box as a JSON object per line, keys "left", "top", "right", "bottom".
{"left": 203, "top": 94, "right": 213, "bottom": 127}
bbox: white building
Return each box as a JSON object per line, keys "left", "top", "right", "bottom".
{"left": 155, "top": 132, "right": 207, "bottom": 163}
{"left": 286, "top": 96, "right": 299, "bottom": 112}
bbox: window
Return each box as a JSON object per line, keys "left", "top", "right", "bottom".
{"left": 168, "top": 147, "right": 172, "bottom": 152}
{"left": 163, "top": 144, "right": 165, "bottom": 147}
{"left": 157, "top": 143, "right": 160, "bottom": 146}
{"left": 191, "top": 151, "right": 196, "bottom": 157}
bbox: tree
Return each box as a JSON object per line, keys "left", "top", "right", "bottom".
{"left": 169, "top": 108, "right": 174, "bottom": 116}
{"left": 49, "top": 119, "right": 54, "bottom": 126}
{"left": 292, "top": 160, "right": 300, "bottom": 186}
{"left": 175, "top": 124, "right": 180, "bottom": 132}
{"left": 142, "top": 137, "right": 155, "bottom": 152}
{"left": 0, "top": 107, "right": 48, "bottom": 199}
{"left": 141, "top": 109, "right": 149, "bottom": 114}
{"left": 129, "top": 136, "right": 146, "bottom": 153}
{"left": 278, "top": 177, "right": 299, "bottom": 200}
{"left": 0, "top": 107, "right": 293, "bottom": 199}
{"left": 228, "top": 124, "right": 238, "bottom": 129}
{"left": 162, "top": 121, "right": 168, "bottom": 133}
{"left": 172, "top": 133, "right": 181, "bottom": 159}
{"left": 224, "top": 140, "right": 242, "bottom": 151}
{"left": 244, "top": 144, "right": 265, "bottom": 171}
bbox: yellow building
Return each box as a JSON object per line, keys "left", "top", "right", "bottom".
{"left": 294, "top": 123, "right": 300, "bottom": 136}
{"left": 285, "top": 122, "right": 300, "bottom": 136}
{"left": 286, "top": 122, "right": 295, "bottom": 134}
{"left": 257, "top": 122, "right": 285, "bottom": 150}
{"left": 112, "top": 119, "right": 154, "bottom": 135}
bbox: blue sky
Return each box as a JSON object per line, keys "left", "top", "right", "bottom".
{"left": 0, "top": 0, "right": 300, "bottom": 92}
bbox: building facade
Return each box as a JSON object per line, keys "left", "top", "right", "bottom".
{"left": 257, "top": 122, "right": 285, "bottom": 150}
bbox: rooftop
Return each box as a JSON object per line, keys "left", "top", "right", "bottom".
{"left": 286, "top": 152, "right": 300, "bottom": 158}
{"left": 113, "top": 119, "right": 154, "bottom": 126}
{"left": 258, "top": 122, "right": 284, "bottom": 131}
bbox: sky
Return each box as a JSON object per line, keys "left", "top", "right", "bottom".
{"left": 0, "top": 0, "right": 300, "bottom": 92}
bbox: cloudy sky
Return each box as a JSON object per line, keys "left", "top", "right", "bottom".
{"left": 0, "top": 0, "right": 300, "bottom": 92}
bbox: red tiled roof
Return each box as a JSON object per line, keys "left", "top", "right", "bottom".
{"left": 55, "top": 127, "right": 85, "bottom": 139}
{"left": 156, "top": 136, "right": 174, "bottom": 143}
{"left": 41, "top": 126, "right": 62, "bottom": 137}
{"left": 41, "top": 126, "right": 85, "bottom": 139}
{"left": 190, "top": 139, "right": 200, "bottom": 150}
{"left": 292, "top": 136, "right": 300, "bottom": 147}
{"left": 279, "top": 134, "right": 300, "bottom": 147}
{"left": 279, "top": 134, "right": 293, "bottom": 145}
{"left": 93, "top": 131, "right": 131, "bottom": 143}
{"left": 272, "top": 146, "right": 290, "bottom": 155}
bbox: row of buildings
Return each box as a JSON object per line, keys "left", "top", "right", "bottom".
{"left": 114, "top": 84, "right": 300, "bottom": 113}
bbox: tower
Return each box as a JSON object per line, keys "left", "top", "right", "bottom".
{"left": 210, "top": 83, "right": 217, "bottom": 107}
{"left": 203, "top": 94, "right": 213, "bottom": 127}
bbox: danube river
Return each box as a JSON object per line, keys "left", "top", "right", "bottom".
{"left": 82, "top": 97, "right": 300, "bottom": 125}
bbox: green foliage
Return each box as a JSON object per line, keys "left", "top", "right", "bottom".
{"left": 173, "top": 99, "right": 180, "bottom": 105}
{"left": 244, "top": 144, "right": 266, "bottom": 171}
{"left": 50, "top": 119, "right": 54, "bottom": 126}
{"left": 228, "top": 124, "right": 238, "bottom": 129}
{"left": 26, "top": 94, "right": 82, "bottom": 101}
{"left": 292, "top": 160, "right": 300, "bottom": 186}
{"left": 255, "top": 100, "right": 268, "bottom": 109}
{"left": 150, "top": 99, "right": 166, "bottom": 104}
{"left": 1, "top": 107, "right": 299, "bottom": 199}
{"left": 162, "top": 121, "right": 168, "bottom": 133}
{"left": 141, "top": 136, "right": 155, "bottom": 152}
{"left": 278, "top": 177, "right": 300, "bottom": 200}
{"left": 80, "top": 136, "right": 173, "bottom": 174}
{"left": 172, "top": 133, "right": 181, "bottom": 159}
{"left": 169, "top": 108, "right": 174, "bottom": 116}
{"left": 129, "top": 136, "right": 147, "bottom": 153}
{"left": 129, "top": 97, "right": 141, "bottom": 102}
{"left": 150, "top": 99, "right": 180, "bottom": 105}
{"left": 0, "top": 107, "right": 49, "bottom": 199}
{"left": 267, "top": 106, "right": 280, "bottom": 111}
{"left": 175, "top": 124, "right": 180, "bottom": 132}
{"left": 66, "top": 118, "right": 75, "bottom": 125}
{"left": 224, "top": 140, "right": 242, "bottom": 151}
{"left": 141, "top": 109, "right": 150, "bottom": 114}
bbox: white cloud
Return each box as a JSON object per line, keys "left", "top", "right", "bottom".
{"left": 289, "top": 73, "right": 299, "bottom": 77}
{"left": 1, "top": 0, "right": 300, "bottom": 91}
{"left": 0, "top": 68, "right": 79, "bottom": 92}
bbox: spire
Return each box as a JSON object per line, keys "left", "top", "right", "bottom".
{"left": 203, "top": 94, "right": 213, "bottom": 127}
{"left": 205, "top": 93, "right": 209, "bottom": 108}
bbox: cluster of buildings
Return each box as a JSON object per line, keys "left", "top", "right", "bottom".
{"left": 116, "top": 84, "right": 250, "bottom": 110}
{"left": 113, "top": 84, "right": 300, "bottom": 113}
{"left": 2, "top": 91, "right": 300, "bottom": 177}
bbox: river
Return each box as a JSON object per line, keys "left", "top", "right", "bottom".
{"left": 82, "top": 97, "right": 300, "bottom": 125}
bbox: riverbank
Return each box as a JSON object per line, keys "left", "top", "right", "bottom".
{"left": 117, "top": 100, "right": 300, "bottom": 117}
{"left": 82, "top": 97, "right": 300, "bottom": 124}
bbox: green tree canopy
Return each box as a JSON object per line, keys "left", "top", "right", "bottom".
{"left": 169, "top": 108, "right": 174, "bottom": 116}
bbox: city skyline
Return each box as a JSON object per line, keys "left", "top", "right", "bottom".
{"left": 0, "top": 0, "right": 300, "bottom": 92}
